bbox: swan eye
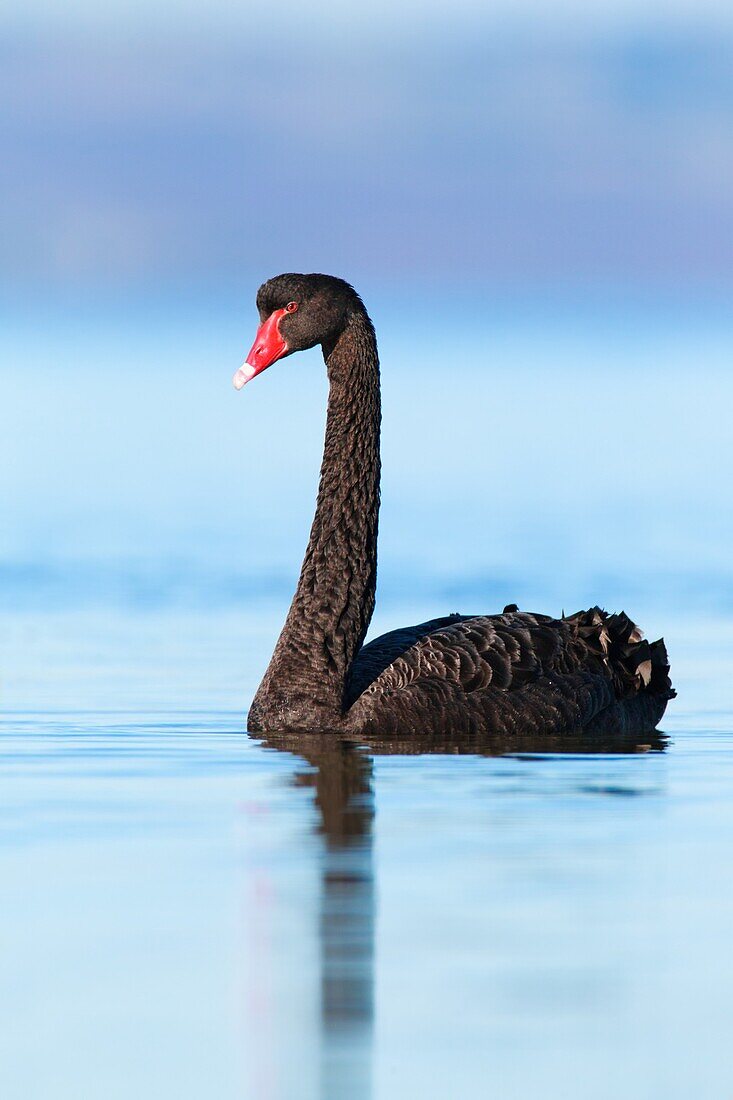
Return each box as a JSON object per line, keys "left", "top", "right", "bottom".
{"left": 285, "top": 301, "right": 298, "bottom": 313}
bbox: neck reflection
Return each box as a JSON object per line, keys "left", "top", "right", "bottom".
{"left": 253, "top": 724, "right": 666, "bottom": 1099}
{"left": 264, "top": 734, "right": 375, "bottom": 1100}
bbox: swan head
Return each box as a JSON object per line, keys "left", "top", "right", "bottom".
{"left": 233, "top": 273, "right": 364, "bottom": 389}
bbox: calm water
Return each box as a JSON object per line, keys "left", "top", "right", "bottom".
{"left": 2, "top": 603, "right": 732, "bottom": 1100}
{"left": 2, "top": 301, "right": 733, "bottom": 1097}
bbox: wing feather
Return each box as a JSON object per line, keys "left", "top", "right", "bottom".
{"left": 346, "top": 607, "right": 673, "bottom": 737}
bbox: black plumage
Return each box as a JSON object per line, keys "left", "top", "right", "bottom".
{"left": 242, "top": 274, "right": 673, "bottom": 737}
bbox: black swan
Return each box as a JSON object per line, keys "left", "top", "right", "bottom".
{"left": 235, "top": 273, "right": 673, "bottom": 736}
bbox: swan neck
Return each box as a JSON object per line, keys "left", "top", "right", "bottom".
{"left": 250, "top": 306, "right": 381, "bottom": 729}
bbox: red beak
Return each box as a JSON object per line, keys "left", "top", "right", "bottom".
{"left": 233, "top": 308, "right": 289, "bottom": 389}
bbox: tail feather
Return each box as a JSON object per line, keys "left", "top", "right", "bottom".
{"left": 565, "top": 606, "right": 674, "bottom": 701}
{"left": 649, "top": 637, "right": 675, "bottom": 698}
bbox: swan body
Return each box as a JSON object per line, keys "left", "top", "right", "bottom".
{"left": 345, "top": 608, "right": 671, "bottom": 738}
{"left": 236, "top": 273, "right": 673, "bottom": 736}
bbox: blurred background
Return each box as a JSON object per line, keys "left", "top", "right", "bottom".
{"left": 3, "top": 7, "right": 733, "bottom": 1100}
{"left": 2, "top": 0, "right": 733, "bottom": 639}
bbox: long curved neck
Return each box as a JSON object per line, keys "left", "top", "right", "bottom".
{"left": 251, "top": 307, "right": 381, "bottom": 729}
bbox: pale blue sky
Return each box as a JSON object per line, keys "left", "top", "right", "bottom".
{"left": 5, "top": 0, "right": 733, "bottom": 31}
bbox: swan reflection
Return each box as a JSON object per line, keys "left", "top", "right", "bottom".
{"left": 259, "top": 736, "right": 374, "bottom": 1100}
{"left": 251, "top": 727, "right": 665, "bottom": 1099}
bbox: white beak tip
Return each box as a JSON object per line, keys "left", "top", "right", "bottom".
{"left": 233, "top": 363, "right": 256, "bottom": 390}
